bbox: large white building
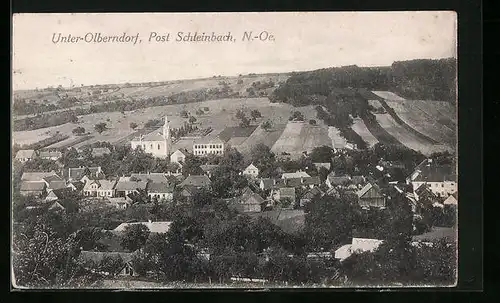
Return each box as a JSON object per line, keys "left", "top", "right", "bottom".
{"left": 192, "top": 137, "right": 224, "bottom": 156}
{"left": 131, "top": 116, "right": 171, "bottom": 158}
{"left": 407, "top": 159, "right": 457, "bottom": 198}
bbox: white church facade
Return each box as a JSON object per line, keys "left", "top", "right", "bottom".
{"left": 130, "top": 116, "right": 172, "bottom": 159}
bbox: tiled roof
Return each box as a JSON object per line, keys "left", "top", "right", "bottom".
{"left": 115, "top": 180, "right": 147, "bottom": 191}
{"left": 15, "top": 149, "right": 35, "bottom": 159}
{"left": 47, "top": 180, "right": 67, "bottom": 190}
{"left": 43, "top": 174, "right": 63, "bottom": 183}
{"left": 328, "top": 176, "right": 351, "bottom": 186}
{"left": 412, "top": 164, "right": 456, "bottom": 182}
{"left": 244, "top": 164, "right": 259, "bottom": 171}
{"left": 282, "top": 171, "right": 311, "bottom": 179}
{"left": 301, "top": 187, "right": 324, "bottom": 199}
{"left": 68, "top": 167, "right": 102, "bottom": 180}
{"left": 179, "top": 175, "right": 211, "bottom": 188}
{"left": 20, "top": 181, "right": 46, "bottom": 191}
{"left": 260, "top": 177, "right": 321, "bottom": 190}
{"left": 147, "top": 182, "right": 174, "bottom": 193}
{"left": 130, "top": 173, "right": 168, "bottom": 183}
{"left": 21, "top": 171, "right": 58, "bottom": 181}
{"left": 113, "top": 221, "right": 173, "bottom": 234}
{"left": 357, "top": 183, "right": 383, "bottom": 198}
{"left": 193, "top": 136, "right": 224, "bottom": 145}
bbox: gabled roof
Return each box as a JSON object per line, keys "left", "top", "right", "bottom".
{"left": 130, "top": 173, "right": 168, "bottom": 183}
{"left": 84, "top": 179, "right": 117, "bottom": 191}
{"left": 443, "top": 194, "right": 458, "bottom": 205}
{"left": 241, "top": 193, "right": 265, "bottom": 205}
{"left": 260, "top": 177, "right": 321, "bottom": 190}
{"left": 42, "top": 174, "right": 63, "bottom": 183}
{"left": 179, "top": 175, "right": 211, "bottom": 188}
{"left": 181, "top": 185, "right": 201, "bottom": 197}
{"left": 114, "top": 180, "right": 147, "bottom": 191}
{"left": 47, "top": 180, "right": 67, "bottom": 190}
{"left": 328, "top": 176, "right": 351, "bottom": 186}
{"left": 113, "top": 221, "right": 173, "bottom": 234}
{"left": 171, "top": 149, "right": 187, "bottom": 157}
{"left": 147, "top": 182, "right": 174, "bottom": 193}
{"left": 301, "top": 187, "right": 324, "bottom": 199}
{"left": 193, "top": 136, "right": 224, "bottom": 145}
{"left": 357, "top": 183, "right": 383, "bottom": 198}
{"left": 21, "top": 171, "right": 58, "bottom": 182}
{"left": 68, "top": 166, "right": 103, "bottom": 180}
{"left": 15, "top": 149, "right": 35, "bottom": 159}
{"left": 313, "top": 162, "right": 331, "bottom": 170}
{"left": 244, "top": 163, "right": 259, "bottom": 171}
{"left": 282, "top": 171, "right": 311, "bottom": 179}
{"left": 410, "top": 160, "right": 456, "bottom": 182}
{"left": 68, "top": 181, "right": 85, "bottom": 191}
{"left": 20, "top": 181, "right": 46, "bottom": 191}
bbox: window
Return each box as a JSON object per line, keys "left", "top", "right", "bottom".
{"left": 150, "top": 144, "right": 153, "bottom": 149}
{"left": 441, "top": 184, "right": 444, "bottom": 187}
{"left": 158, "top": 144, "right": 160, "bottom": 150}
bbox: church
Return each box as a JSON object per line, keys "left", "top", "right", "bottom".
{"left": 130, "top": 116, "right": 171, "bottom": 158}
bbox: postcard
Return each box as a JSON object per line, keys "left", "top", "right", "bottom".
{"left": 11, "top": 12, "right": 458, "bottom": 289}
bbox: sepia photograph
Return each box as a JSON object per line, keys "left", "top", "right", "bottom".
{"left": 11, "top": 12, "right": 458, "bottom": 289}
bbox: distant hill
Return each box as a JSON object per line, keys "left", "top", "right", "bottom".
{"left": 270, "top": 58, "right": 456, "bottom": 104}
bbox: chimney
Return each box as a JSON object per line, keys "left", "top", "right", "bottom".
{"left": 273, "top": 179, "right": 276, "bottom": 185}
{"left": 301, "top": 177, "right": 304, "bottom": 184}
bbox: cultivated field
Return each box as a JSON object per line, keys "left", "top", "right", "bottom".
{"left": 270, "top": 122, "right": 305, "bottom": 156}
{"left": 384, "top": 100, "right": 456, "bottom": 146}
{"left": 371, "top": 91, "right": 406, "bottom": 101}
{"left": 328, "top": 127, "right": 347, "bottom": 149}
{"left": 351, "top": 118, "right": 379, "bottom": 147}
{"left": 236, "top": 124, "right": 287, "bottom": 155}
{"left": 374, "top": 113, "right": 451, "bottom": 155}
{"left": 301, "top": 124, "right": 332, "bottom": 153}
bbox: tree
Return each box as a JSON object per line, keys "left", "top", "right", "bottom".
{"left": 309, "top": 146, "right": 335, "bottom": 163}
{"left": 250, "top": 109, "right": 262, "bottom": 120}
{"left": 309, "top": 119, "right": 317, "bottom": 125}
{"left": 239, "top": 116, "right": 251, "bottom": 128}
{"left": 188, "top": 116, "right": 197, "bottom": 124}
{"left": 250, "top": 143, "right": 277, "bottom": 178}
{"left": 129, "top": 122, "right": 138, "bottom": 130}
{"left": 182, "top": 154, "right": 204, "bottom": 177}
{"left": 94, "top": 122, "right": 107, "bottom": 134}
{"left": 261, "top": 120, "right": 273, "bottom": 131}
{"left": 72, "top": 126, "right": 86, "bottom": 136}
{"left": 289, "top": 111, "right": 305, "bottom": 121}
{"left": 180, "top": 110, "right": 189, "bottom": 118}
{"left": 121, "top": 224, "right": 151, "bottom": 251}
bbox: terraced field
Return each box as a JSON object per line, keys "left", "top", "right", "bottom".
{"left": 300, "top": 124, "right": 332, "bottom": 153}
{"left": 270, "top": 122, "right": 305, "bottom": 155}
{"left": 374, "top": 113, "right": 452, "bottom": 155}
{"left": 351, "top": 118, "right": 379, "bottom": 147}
{"left": 236, "top": 123, "right": 286, "bottom": 155}
{"left": 384, "top": 100, "right": 456, "bottom": 146}
{"left": 328, "top": 127, "right": 347, "bottom": 149}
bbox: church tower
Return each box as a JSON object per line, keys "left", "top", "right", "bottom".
{"left": 163, "top": 115, "right": 171, "bottom": 157}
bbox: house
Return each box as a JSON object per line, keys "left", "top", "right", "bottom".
{"left": 39, "top": 150, "right": 62, "bottom": 161}
{"left": 326, "top": 172, "right": 351, "bottom": 188}
{"left": 21, "top": 171, "right": 59, "bottom": 182}
{"left": 107, "top": 197, "right": 133, "bottom": 210}
{"left": 313, "top": 162, "right": 331, "bottom": 171}
{"left": 83, "top": 179, "right": 117, "bottom": 198}
{"left": 199, "top": 165, "right": 219, "bottom": 178}
{"left": 299, "top": 187, "right": 324, "bottom": 207}
{"left": 357, "top": 183, "right": 386, "bottom": 208}
{"left": 179, "top": 186, "right": 201, "bottom": 201}
{"left": 130, "top": 173, "right": 168, "bottom": 183}
{"left": 19, "top": 181, "right": 46, "bottom": 197}
{"left": 45, "top": 180, "right": 67, "bottom": 193}
{"left": 15, "top": 149, "right": 36, "bottom": 162}
{"left": 229, "top": 189, "right": 265, "bottom": 213}
{"left": 67, "top": 166, "right": 105, "bottom": 181}
{"left": 335, "top": 237, "right": 384, "bottom": 262}
{"left": 179, "top": 175, "right": 211, "bottom": 189}
{"left": 79, "top": 251, "right": 138, "bottom": 277}
{"left": 192, "top": 137, "right": 225, "bottom": 156}
{"left": 242, "top": 163, "right": 259, "bottom": 178}
{"left": 414, "top": 183, "right": 439, "bottom": 203}
{"left": 114, "top": 178, "right": 148, "bottom": 197}
{"left": 407, "top": 159, "right": 457, "bottom": 198}
{"left": 67, "top": 181, "right": 85, "bottom": 192}
{"left": 443, "top": 192, "right": 458, "bottom": 206}
{"left": 48, "top": 201, "right": 66, "bottom": 212}
{"left": 45, "top": 187, "right": 72, "bottom": 202}
{"left": 113, "top": 221, "right": 173, "bottom": 234}
{"left": 170, "top": 149, "right": 187, "bottom": 165}
{"left": 271, "top": 187, "right": 296, "bottom": 206}
{"left": 91, "top": 147, "right": 111, "bottom": 157}
{"left": 259, "top": 177, "right": 321, "bottom": 191}
{"left": 281, "top": 171, "right": 311, "bottom": 179}
{"left": 147, "top": 182, "right": 174, "bottom": 202}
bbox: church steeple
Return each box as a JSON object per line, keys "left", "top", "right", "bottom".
{"left": 162, "top": 115, "right": 170, "bottom": 140}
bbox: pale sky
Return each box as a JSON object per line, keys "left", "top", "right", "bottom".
{"left": 12, "top": 12, "right": 457, "bottom": 90}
